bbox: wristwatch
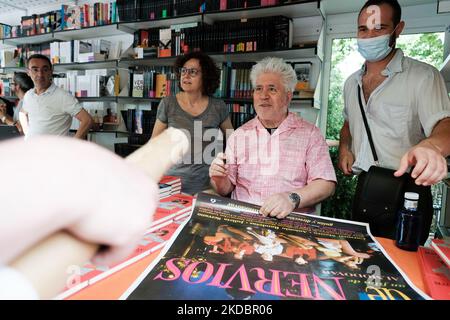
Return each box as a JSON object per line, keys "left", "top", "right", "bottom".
{"left": 288, "top": 192, "right": 301, "bottom": 209}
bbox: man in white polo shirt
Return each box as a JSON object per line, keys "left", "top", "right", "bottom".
{"left": 20, "top": 54, "right": 93, "bottom": 139}
{"left": 338, "top": 0, "right": 450, "bottom": 243}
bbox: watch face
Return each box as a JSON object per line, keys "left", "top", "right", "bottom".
{"left": 289, "top": 193, "right": 300, "bottom": 204}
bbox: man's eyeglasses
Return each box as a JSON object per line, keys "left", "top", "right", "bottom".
{"left": 179, "top": 67, "right": 201, "bottom": 77}
{"left": 28, "top": 67, "right": 52, "bottom": 74}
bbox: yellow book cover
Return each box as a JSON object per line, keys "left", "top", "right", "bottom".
{"left": 155, "top": 74, "right": 167, "bottom": 98}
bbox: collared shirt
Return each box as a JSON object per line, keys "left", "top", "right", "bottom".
{"left": 226, "top": 112, "right": 337, "bottom": 213}
{"left": 343, "top": 49, "right": 450, "bottom": 173}
{"left": 22, "top": 83, "right": 82, "bottom": 138}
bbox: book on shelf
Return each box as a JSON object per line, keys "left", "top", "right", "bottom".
{"left": 158, "top": 28, "right": 172, "bottom": 58}
{"left": 0, "top": 77, "right": 13, "bottom": 97}
{"left": 54, "top": 69, "right": 115, "bottom": 98}
{"left": 105, "top": 75, "right": 118, "bottom": 97}
{"left": 0, "top": 23, "right": 12, "bottom": 39}
{"left": 127, "top": 66, "right": 178, "bottom": 99}
{"left": 61, "top": 5, "right": 82, "bottom": 30}
{"left": 227, "top": 102, "right": 255, "bottom": 128}
{"left": 417, "top": 246, "right": 450, "bottom": 300}
{"left": 216, "top": 62, "right": 253, "bottom": 99}
{"left": 117, "top": 0, "right": 207, "bottom": 22}
{"left": 292, "top": 62, "right": 311, "bottom": 95}
{"left": 58, "top": 41, "right": 73, "bottom": 64}
{"left": 3, "top": 2, "right": 118, "bottom": 38}
{"left": 155, "top": 73, "right": 168, "bottom": 98}
{"left": 75, "top": 75, "right": 91, "bottom": 97}
{"left": 0, "top": 51, "right": 15, "bottom": 68}
{"left": 134, "top": 109, "right": 144, "bottom": 134}
{"left": 132, "top": 73, "right": 144, "bottom": 98}
{"left": 123, "top": 107, "right": 158, "bottom": 135}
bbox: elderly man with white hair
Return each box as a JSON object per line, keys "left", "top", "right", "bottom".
{"left": 209, "top": 57, "right": 336, "bottom": 218}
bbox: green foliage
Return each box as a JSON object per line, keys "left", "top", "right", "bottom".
{"left": 326, "top": 39, "right": 356, "bottom": 141}
{"left": 322, "top": 38, "right": 358, "bottom": 219}
{"left": 397, "top": 33, "right": 444, "bottom": 69}
{"left": 321, "top": 147, "right": 357, "bottom": 220}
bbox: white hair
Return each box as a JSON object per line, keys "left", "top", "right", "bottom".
{"left": 250, "top": 57, "right": 297, "bottom": 93}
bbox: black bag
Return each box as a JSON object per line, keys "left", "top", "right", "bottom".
{"left": 353, "top": 166, "right": 408, "bottom": 238}
{"left": 351, "top": 86, "right": 408, "bottom": 239}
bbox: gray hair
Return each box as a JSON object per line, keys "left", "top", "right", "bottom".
{"left": 250, "top": 57, "right": 297, "bottom": 93}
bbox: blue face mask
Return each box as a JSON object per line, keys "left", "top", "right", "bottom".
{"left": 357, "top": 33, "right": 394, "bottom": 62}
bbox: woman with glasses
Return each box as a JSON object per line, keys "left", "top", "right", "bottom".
{"left": 151, "top": 51, "right": 234, "bottom": 195}
{"left": 0, "top": 72, "right": 34, "bottom": 134}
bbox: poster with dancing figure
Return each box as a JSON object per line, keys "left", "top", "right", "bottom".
{"left": 121, "top": 193, "right": 429, "bottom": 300}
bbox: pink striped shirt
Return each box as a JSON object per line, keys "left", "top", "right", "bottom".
{"left": 226, "top": 112, "right": 336, "bottom": 213}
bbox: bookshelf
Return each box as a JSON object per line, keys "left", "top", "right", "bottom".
{"left": 204, "top": 0, "right": 321, "bottom": 21}
{"left": 0, "top": 0, "right": 325, "bottom": 144}
{"left": 117, "top": 13, "right": 204, "bottom": 33}
{"left": 54, "top": 60, "right": 118, "bottom": 71}
{"left": 115, "top": 0, "right": 322, "bottom": 34}
{"left": 74, "top": 96, "right": 315, "bottom": 103}
{"left": 0, "top": 1, "right": 323, "bottom": 45}
{"left": 0, "top": 60, "right": 118, "bottom": 72}
{"left": 119, "top": 45, "right": 319, "bottom": 69}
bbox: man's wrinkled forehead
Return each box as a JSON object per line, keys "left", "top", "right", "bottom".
{"left": 358, "top": 4, "right": 395, "bottom": 29}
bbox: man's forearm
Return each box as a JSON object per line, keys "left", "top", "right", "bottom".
{"left": 19, "top": 113, "right": 29, "bottom": 136}
{"left": 74, "top": 120, "right": 92, "bottom": 139}
{"left": 339, "top": 122, "right": 352, "bottom": 152}
{"left": 211, "top": 177, "right": 235, "bottom": 196}
{"left": 293, "top": 179, "right": 335, "bottom": 209}
{"left": 424, "top": 117, "right": 450, "bottom": 157}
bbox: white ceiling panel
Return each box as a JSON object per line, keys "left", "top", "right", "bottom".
{"left": 322, "top": 0, "right": 438, "bottom": 15}
{"left": 0, "top": 0, "right": 76, "bottom": 14}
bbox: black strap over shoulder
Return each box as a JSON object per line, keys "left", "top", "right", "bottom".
{"left": 357, "top": 85, "right": 379, "bottom": 163}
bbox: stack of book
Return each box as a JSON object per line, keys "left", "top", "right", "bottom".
{"left": 158, "top": 183, "right": 172, "bottom": 199}
{"left": 152, "top": 194, "right": 194, "bottom": 229}
{"left": 160, "top": 176, "right": 182, "bottom": 195}
{"left": 57, "top": 219, "right": 188, "bottom": 299}
{"left": 417, "top": 239, "right": 450, "bottom": 300}
{"left": 56, "top": 194, "right": 195, "bottom": 299}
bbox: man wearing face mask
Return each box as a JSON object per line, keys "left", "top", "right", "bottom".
{"left": 338, "top": 0, "right": 450, "bottom": 243}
